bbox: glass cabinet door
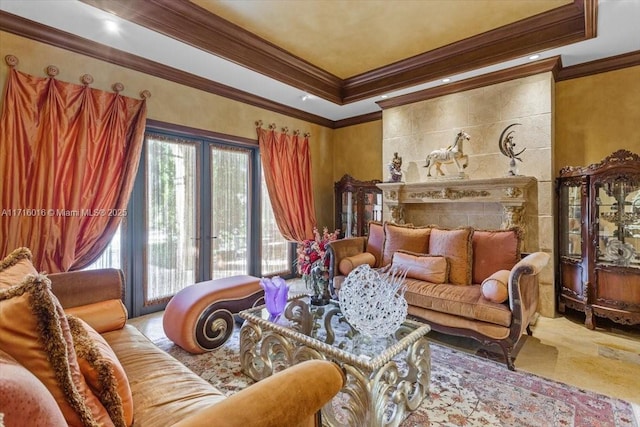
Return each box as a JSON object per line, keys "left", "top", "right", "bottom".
{"left": 559, "top": 184, "right": 582, "bottom": 258}
{"left": 595, "top": 180, "right": 640, "bottom": 267}
{"left": 341, "top": 191, "right": 357, "bottom": 238}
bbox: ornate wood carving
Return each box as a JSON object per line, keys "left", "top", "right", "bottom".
{"left": 378, "top": 176, "right": 535, "bottom": 235}
{"left": 556, "top": 150, "right": 640, "bottom": 329}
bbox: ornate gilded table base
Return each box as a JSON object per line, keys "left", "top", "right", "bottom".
{"left": 239, "top": 317, "right": 431, "bottom": 427}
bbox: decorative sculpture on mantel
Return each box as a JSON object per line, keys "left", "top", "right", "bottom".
{"left": 499, "top": 123, "right": 526, "bottom": 176}
{"left": 387, "top": 152, "right": 403, "bottom": 182}
{"left": 424, "top": 130, "right": 471, "bottom": 178}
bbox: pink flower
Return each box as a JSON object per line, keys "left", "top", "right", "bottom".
{"left": 296, "top": 226, "right": 340, "bottom": 277}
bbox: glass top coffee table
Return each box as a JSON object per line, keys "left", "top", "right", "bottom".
{"left": 239, "top": 293, "right": 431, "bottom": 427}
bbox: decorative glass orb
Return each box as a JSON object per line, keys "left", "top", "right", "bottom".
{"left": 339, "top": 264, "right": 408, "bottom": 338}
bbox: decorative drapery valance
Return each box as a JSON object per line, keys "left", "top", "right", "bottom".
{"left": 0, "top": 55, "right": 149, "bottom": 272}
{"left": 256, "top": 120, "right": 316, "bottom": 242}
{"left": 3, "top": 54, "right": 151, "bottom": 100}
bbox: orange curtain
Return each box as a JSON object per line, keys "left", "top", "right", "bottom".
{"left": 258, "top": 125, "right": 317, "bottom": 242}
{"left": 0, "top": 67, "right": 147, "bottom": 272}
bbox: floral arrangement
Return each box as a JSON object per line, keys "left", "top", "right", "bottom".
{"left": 296, "top": 226, "right": 340, "bottom": 277}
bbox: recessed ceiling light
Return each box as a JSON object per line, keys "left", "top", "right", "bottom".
{"left": 380, "top": 95, "right": 388, "bottom": 99}
{"left": 301, "top": 94, "right": 314, "bottom": 101}
{"left": 104, "top": 20, "right": 120, "bottom": 33}
{"left": 529, "top": 54, "right": 540, "bottom": 60}
{"left": 442, "top": 78, "right": 451, "bottom": 83}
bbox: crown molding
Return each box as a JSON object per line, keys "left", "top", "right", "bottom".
{"left": 557, "top": 50, "right": 640, "bottom": 81}
{"left": 81, "top": 0, "right": 596, "bottom": 105}
{"left": 3, "top": 0, "right": 634, "bottom": 129}
{"left": 341, "top": 0, "right": 594, "bottom": 102}
{"left": 377, "top": 57, "right": 562, "bottom": 110}
{"left": 80, "top": 0, "right": 344, "bottom": 104}
{"left": 0, "top": 11, "right": 335, "bottom": 129}
{"left": 333, "top": 112, "right": 383, "bottom": 129}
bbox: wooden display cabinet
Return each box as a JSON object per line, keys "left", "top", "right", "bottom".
{"left": 334, "top": 174, "right": 382, "bottom": 238}
{"left": 556, "top": 150, "right": 640, "bottom": 329}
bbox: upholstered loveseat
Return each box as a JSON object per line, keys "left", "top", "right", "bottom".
{"left": 0, "top": 248, "right": 344, "bottom": 427}
{"left": 327, "top": 222, "right": 550, "bottom": 370}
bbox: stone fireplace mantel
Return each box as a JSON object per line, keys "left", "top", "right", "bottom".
{"left": 377, "top": 176, "right": 537, "bottom": 230}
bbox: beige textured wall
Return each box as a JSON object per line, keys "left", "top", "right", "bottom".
{"left": 555, "top": 66, "right": 640, "bottom": 172}
{"left": 332, "top": 121, "right": 383, "bottom": 183}
{"left": 382, "top": 72, "right": 555, "bottom": 316}
{"left": 0, "top": 31, "right": 335, "bottom": 229}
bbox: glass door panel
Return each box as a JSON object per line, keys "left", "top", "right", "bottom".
{"left": 260, "top": 171, "right": 291, "bottom": 276}
{"left": 559, "top": 184, "right": 582, "bottom": 258}
{"left": 210, "top": 146, "right": 250, "bottom": 278}
{"left": 596, "top": 180, "right": 640, "bottom": 266}
{"left": 144, "top": 135, "right": 198, "bottom": 305}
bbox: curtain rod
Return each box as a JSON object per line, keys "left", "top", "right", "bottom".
{"left": 4, "top": 54, "right": 151, "bottom": 100}
{"left": 255, "top": 120, "right": 311, "bottom": 137}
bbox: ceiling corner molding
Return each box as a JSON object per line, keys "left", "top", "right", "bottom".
{"left": 342, "top": 0, "right": 594, "bottom": 103}
{"left": 557, "top": 50, "right": 640, "bottom": 81}
{"left": 333, "top": 111, "right": 382, "bottom": 129}
{"left": 377, "top": 57, "right": 562, "bottom": 110}
{"left": 0, "top": 10, "right": 335, "bottom": 128}
{"left": 80, "top": 0, "right": 344, "bottom": 104}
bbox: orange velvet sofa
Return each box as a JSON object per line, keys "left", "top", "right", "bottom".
{"left": 327, "top": 222, "right": 550, "bottom": 370}
{"left": 0, "top": 249, "right": 344, "bottom": 427}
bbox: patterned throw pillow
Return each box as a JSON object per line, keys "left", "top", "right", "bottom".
{"left": 0, "top": 349, "right": 68, "bottom": 426}
{"left": 67, "top": 315, "right": 133, "bottom": 427}
{"left": 0, "top": 274, "right": 114, "bottom": 427}
{"left": 0, "top": 247, "right": 38, "bottom": 288}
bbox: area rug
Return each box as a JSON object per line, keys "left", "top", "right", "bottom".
{"left": 152, "top": 328, "right": 638, "bottom": 427}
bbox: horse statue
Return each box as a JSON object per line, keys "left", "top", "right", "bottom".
{"left": 424, "top": 131, "right": 471, "bottom": 177}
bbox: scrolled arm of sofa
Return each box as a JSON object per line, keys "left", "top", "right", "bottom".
{"left": 173, "top": 359, "right": 345, "bottom": 427}
{"left": 508, "top": 252, "right": 550, "bottom": 337}
{"left": 326, "top": 237, "right": 367, "bottom": 279}
{"left": 48, "top": 268, "right": 128, "bottom": 333}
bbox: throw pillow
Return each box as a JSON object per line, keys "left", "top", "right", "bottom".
{"left": 67, "top": 315, "right": 133, "bottom": 427}
{"left": 0, "top": 247, "right": 37, "bottom": 288}
{"left": 392, "top": 251, "right": 449, "bottom": 284}
{"left": 0, "top": 349, "right": 68, "bottom": 427}
{"left": 0, "top": 274, "right": 114, "bottom": 427}
{"left": 428, "top": 226, "right": 473, "bottom": 285}
{"left": 472, "top": 228, "right": 522, "bottom": 284}
{"left": 382, "top": 223, "right": 431, "bottom": 266}
{"left": 366, "top": 221, "right": 385, "bottom": 267}
{"left": 481, "top": 270, "right": 511, "bottom": 303}
{"left": 338, "top": 252, "right": 377, "bottom": 276}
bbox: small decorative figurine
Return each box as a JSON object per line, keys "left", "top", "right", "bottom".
{"left": 388, "top": 152, "right": 403, "bottom": 182}
{"left": 499, "top": 123, "right": 526, "bottom": 176}
{"left": 424, "top": 130, "right": 471, "bottom": 178}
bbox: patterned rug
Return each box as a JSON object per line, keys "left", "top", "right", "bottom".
{"left": 151, "top": 327, "right": 638, "bottom": 427}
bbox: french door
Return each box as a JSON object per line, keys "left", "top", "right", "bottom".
{"left": 140, "top": 133, "right": 253, "bottom": 312}
{"left": 86, "top": 127, "right": 293, "bottom": 317}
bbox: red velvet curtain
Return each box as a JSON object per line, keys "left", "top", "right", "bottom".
{"left": 258, "top": 125, "right": 317, "bottom": 242}
{"left": 0, "top": 67, "right": 147, "bottom": 272}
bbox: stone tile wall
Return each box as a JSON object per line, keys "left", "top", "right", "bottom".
{"left": 382, "top": 72, "right": 556, "bottom": 317}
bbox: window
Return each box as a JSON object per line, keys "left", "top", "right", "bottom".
{"left": 80, "top": 125, "right": 293, "bottom": 316}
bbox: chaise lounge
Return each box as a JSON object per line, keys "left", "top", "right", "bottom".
{"left": 328, "top": 222, "right": 550, "bottom": 370}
